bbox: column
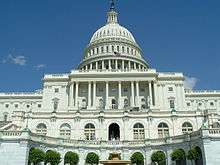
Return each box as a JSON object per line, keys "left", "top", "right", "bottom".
{"left": 85, "top": 65, "right": 88, "bottom": 70}
{"left": 115, "top": 60, "right": 118, "bottom": 70}
{"left": 96, "top": 62, "right": 98, "bottom": 70}
{"left": 136, "top": 81, "right": 139, "bottom": 107}
{"left": 102, "top": 60, "right": 105, "bottom": 69}
{"left": 148, "top": 82, "right": 153, "bottom": 107}
{"left": 93, "top": 82, "right": 96, "bottom": 108}
{"left": 69, "top": 82, "right": 74, "bottom": 107}
{"left": 90, "top": 63, "right": 93, "bottom": 70}
{"left": 131, "top": 81, "right": 135, "bottom": 107}
{"left": 105, "top": 81, "right": 109, "bottom": 109}
{"left": 128, "top": 61, "right": 131, "bottom": 70}
{"left": 122, "top": 60, "right": 125, "bottom": 70}
{"left": 88, "top": 82, "right": 91, "bottom": 108}
{"left": 138, "top": 64, "right": 141, "bottom": 70}
{"left": 75, "top": 82, "right": 79, "bottom": 108}
{"left": 134, "top": 62, "right": 137, "bottom": 69}
{"left": 118, "top": 81, "right": 122, "bottom": 109}
{"left": 153, "top": 82, "right": 158, "bottom": 107}
{"left": 108, "top": 60, "right": 111, "bottom": 69}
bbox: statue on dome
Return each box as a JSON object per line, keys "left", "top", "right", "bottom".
{"left": 110, "top": 0, "right": 116, "bottom": 10}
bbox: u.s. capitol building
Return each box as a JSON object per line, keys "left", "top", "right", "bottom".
{"left": 0, "top": 2, "right": 220, "bottom": 165}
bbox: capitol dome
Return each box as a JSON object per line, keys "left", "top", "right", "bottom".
{"left": 78, "top": 4, "right": 149, "bottom": 70}
{"left": 90, "top": 22, "right": 136, "bottom": 45}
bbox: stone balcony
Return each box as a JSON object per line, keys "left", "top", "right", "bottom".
{"left": 0, "top": 128, "right": 219, "bottom": 149}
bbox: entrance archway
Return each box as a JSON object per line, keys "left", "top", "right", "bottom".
{"left": 109, "top": 123, "right": 120, "bottom": 140}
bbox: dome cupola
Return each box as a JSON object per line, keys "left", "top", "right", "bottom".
{"left": 78, "top": 1, "right": 149, "bottom": 71}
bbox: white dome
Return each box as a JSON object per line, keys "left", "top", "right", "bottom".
{"left": 90, "top": 23, "right": 136, "bottom": 44}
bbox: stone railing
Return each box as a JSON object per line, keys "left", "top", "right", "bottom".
{"left": 0, "top": 129, "right": 219, "bottom": 148}
{"left": 185, "top": 90, "right": 220, "bottom": 94}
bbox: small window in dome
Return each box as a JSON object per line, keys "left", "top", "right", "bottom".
{"left": 131, "top": 49, "right": 134, "bottom": 55}
{"left": 107, "top": 30, "right": 110, "bottom": 35}
{"left": 96, "top": 48, "right": 99, "bottom": 54}
{"left": 112, "top": 46, "right": 114, "bottom": 52}
{"left": 101, "top": 47, "right": 104, "bottom": 53}
{"left": 106, "top": 46, "right": 109, "bottom": 53}
{"left": 127, "top": 47, "right": 130, "bottom": 54}
{"left": 122, "top": 46, "right": 125, "bottom": 53}
{"left": 117, "top": 46, "right": 120, "bottom": 52}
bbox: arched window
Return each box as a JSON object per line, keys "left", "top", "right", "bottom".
{"left": 182, "top": 122, "right": 193, "bottom": 134}
{"left": 133, "top": 123, "right": 145, "bottom": 140}
{"left": 158, "top": 122, "right": 169, "bottom": 138}
{"left": 124, "top": 99, "right": 129, "bottom": 108}
{"left": 212, "top": 122, "right": 220, "bottom": 128}
{"left": 84, "top": 123, "right": 95, "bottom": 140}
{"left": 60, "top": 123, "right": 71, "bottom": 139}
{"left": 36, "top": 123, "right": 47, "bottom": 136}
{"left": 111, "top": 99, "right": 118, "bottom": 109}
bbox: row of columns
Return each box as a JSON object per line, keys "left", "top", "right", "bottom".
{"left": 69, "top": 81, "right": 158, "bottom": 110}
{"left": 82, "top": 59, "right": 147, "bottom": 71}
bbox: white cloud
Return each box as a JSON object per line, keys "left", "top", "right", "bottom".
{"left": 2, "top": 54, "right": 27, "bottom": 66}
{"left": 184, "top": 76, "right": 198, "bottom": 90}
{"left": 34, "top": 64, "right": 46, "bottom": 70}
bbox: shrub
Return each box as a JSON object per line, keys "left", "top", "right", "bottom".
{"left": 85, "top": 152, "right": 99, "bottom": 165}
{"left": 45, "top": 150, "right": 61, "bottom": 165}
{"left": 28, "top": 148, "right": 45, "bottom": 165}
{"left": 64, "top": 151, "right": 79, "bottom": 165}
{"left": 171, "top": 149, "right": 186, "bottom": 161}
{"left": 151, "top": 151, "right": 166, "bottom": 165}
{"left": 130, "top": 152, "right": 144, "bottom": 165}
{"left": 187, "top": 147, "right": 202, "bottom": 160}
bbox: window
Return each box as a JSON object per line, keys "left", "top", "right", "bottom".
{"left": 5, "top": 104, "right": 9, "bottom": 108}
{"left": 140, "top": 88, "right": 145, "bottom": 92}
{"left": 158, "top": 122, "right": 169, "bottom": 138}
{"left": 15, "top": 104, "right": 18, "bottom": 108}
{"left": 124, "top": 99, "right": 129, "bottom": 108}
{"left": 27, "top": 105, "right": 30, "bottom": 108}
{"left": 111, "top": 99, "right": 118, "bottom": 109}
{"left": 4, "top": 114, "right": 8, "bottom": 122}
{"left": 169, "top": 100, "right": 175, "bottom": 109}
{"left": 106, "top": 46, "right": 109, "bottom": 53}
{"left": 182, "top": 122, "right": 193, "bottom": 134}
{"left": 117, "top": 46, "right": 120, "bottom": 52}
{"left": 38, "top": 104, "right": 42, "bottom": 108}
{"left": 168, "top": 87, "right": 173, "bottom": 92}
{"left": 101, "top": 47, "right": 104, "bottom": 53}
{"left": 84, "top": 123, "right": 95, "bottom": 140}
{"left": 198, "top": 103, "right": 202, "bottom": 106}
{"left": 212, "top": 122, "right": 220, "bottom": 128}
{"left": 112, "top": 46, "right": 114, "bottom": 52}
{"left": 133, "top": 123, "right": 145, "bottom": 140}
{"left": 55, "top": 88, "right": 59, "bottom": 93}
{"left": 36, "top": 123, "right": 47, "bottom": 136}
{"left": 187, "top": 103, "right": 191, "bottom": 106}
{"left": 210, "top": 102, "right": 214, "bottom": 106}
{"left": 123, "top": 88, "right": 128, "bottom": 92}
{"left": 60, "top": 123, "right": 71, "bottom": 139}
{"left": 122, "top": 46, "right": 125, "bottom": 53}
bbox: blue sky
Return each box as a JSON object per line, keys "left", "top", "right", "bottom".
{"left": 0, "top": 0, "right": 219, "bottom": 92}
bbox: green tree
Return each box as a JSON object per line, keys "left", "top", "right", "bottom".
{"left": 28, "top": 148, "right": 45, "bottom": 165}
{"left": 130, "top": 152, "right": 144, "bottom": 165}
{"left": 171, "top": 149, "right": 186, "bottom": 161}
{"left": 187, "top": 147, "right": 202, "bottom": 160}
{"left": 64, "top": 151, "right": 79, "bottom": 165}
{"left": 151, "top": 151, "right": 166, "bottom": 165}
{"left": 85, "top": 152, "right": 99, "bottom": 165}
{"left": 45, "top": 150, "right": 61, "bottom": 165}
{"left": 171, "top": 149, "right": 186, "bottom": 165}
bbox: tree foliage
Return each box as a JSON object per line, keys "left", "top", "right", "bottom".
{"left": 28, "top": 148, "right": 45, "bottom": 165}
{"left": 171, "top": 149, "right": 186, "bottom": 161}
{"left": 187, "top": 147, "right": 202, "bottom": 160}
{"left": 130, "top": 152, "right": 144, "bottom": 165}
{"left": 151, "top": 151, "right": 166, "bottom": 165}
{"left": 64, "top": 151, "right": 79, "bottom": 165}
{"left": 85, "top": 152, "right": 99, "bottom": 165}
{"left": 45, "top": 150, "right": 61, "bottom": 165}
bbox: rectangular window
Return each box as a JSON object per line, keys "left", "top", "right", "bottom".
{"left": 15, "top": 104, "right": 18, "bottom": 108}
{"left": 170, "top": 100, "right": 175, "bottom": 109}
{"left": 55, "top": 88, "right": 59, "bottom": 93}
{"left": 5, "top": 104, "right": 9, "bottom": 108}
{"left": 168, "top": 87, "right": 173, "bottom": 92}
{"left": 38, "top": 104, "right": 42, "bottom": 108}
